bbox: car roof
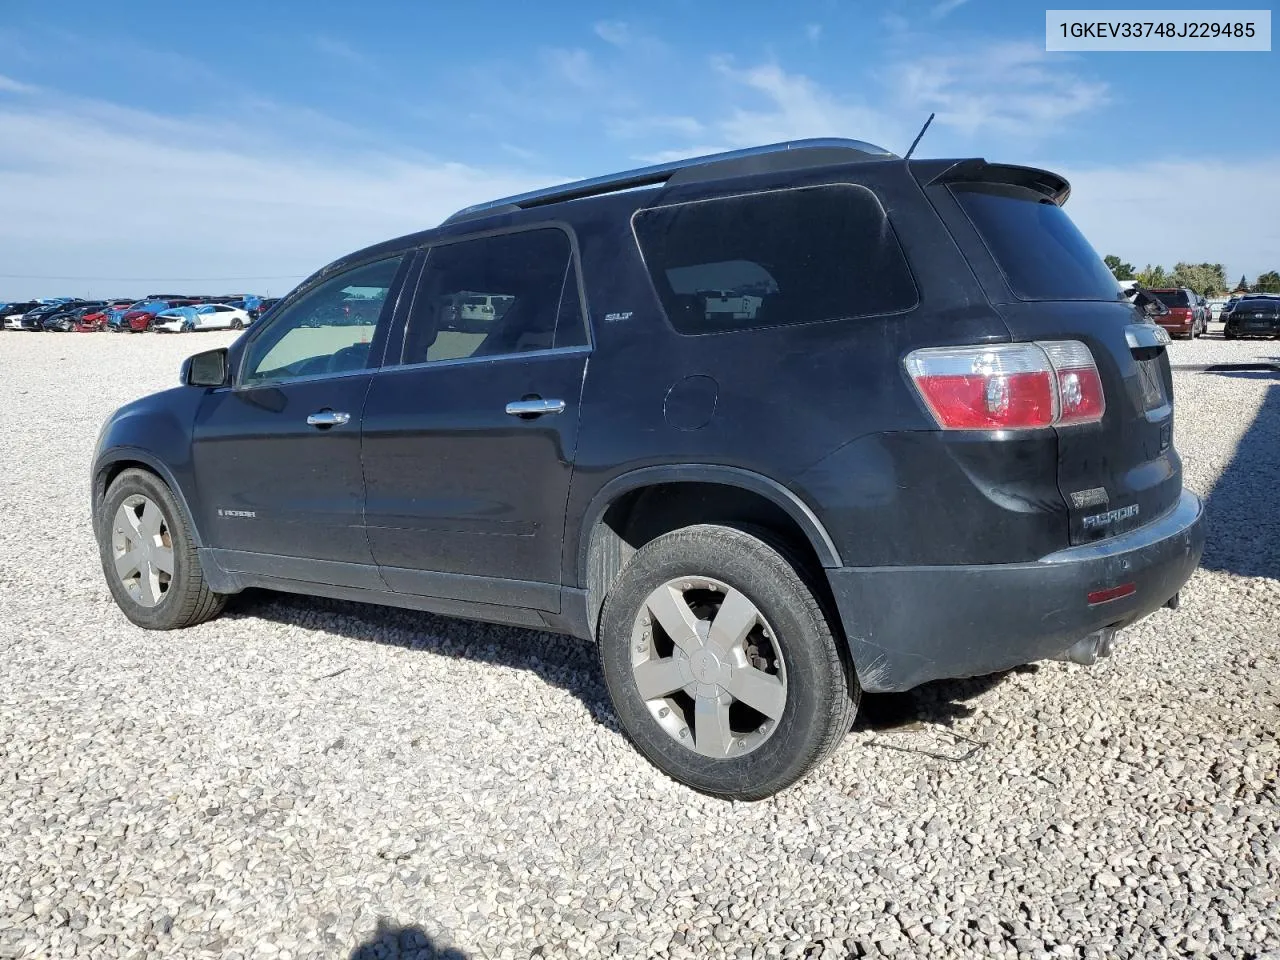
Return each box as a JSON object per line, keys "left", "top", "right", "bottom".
{"left": 320, "top": 139, "right": 907, "bottom": 277}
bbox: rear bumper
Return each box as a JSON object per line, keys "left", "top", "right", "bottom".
{"left": 1226, "top": 321, "right": 1280, "bottom": 336}
{"left": 827, "top": 490, "right": 1205, "bottom": 692}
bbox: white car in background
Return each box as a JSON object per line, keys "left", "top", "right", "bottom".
{"left": 154, "top": 303, "right": 251, "bottom": 333}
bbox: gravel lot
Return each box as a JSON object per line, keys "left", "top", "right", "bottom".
{"left": 1, "top": 328, "right": 1278, "bottom": 960}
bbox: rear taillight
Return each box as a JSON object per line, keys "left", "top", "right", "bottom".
{"left": 1040, "top": 340, "right": 1106, "bottom": 426}
{"left": 904, "top": 341, "right": 1106, "bottom": 431}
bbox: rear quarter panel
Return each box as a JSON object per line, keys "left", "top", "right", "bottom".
{"left": 562, "top": 163, "right": 1054, "bottom": 577}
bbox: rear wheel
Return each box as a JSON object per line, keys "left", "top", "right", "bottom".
{"left": 598, "top": 524, "right": 858, "bottom": 800}
{"left": 231, "top": 318, "right": 244, "bottom": 330}
{"left": 97, "top": 469, "right": 226, "bottom": 629}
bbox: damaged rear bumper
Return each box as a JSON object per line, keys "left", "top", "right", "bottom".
{"left": 827, "top": 490, "right": 1205, "bottom": 692}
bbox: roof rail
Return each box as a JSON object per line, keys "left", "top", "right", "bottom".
{"left": 441, "top": 137, "right": 897, "bottom": 225}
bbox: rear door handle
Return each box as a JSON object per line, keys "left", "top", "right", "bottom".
{"left": 306, "top": 410, "right": 351, "bottom": 428}
{"left": 505, "top": 398, "right": 566, "bottom": 418}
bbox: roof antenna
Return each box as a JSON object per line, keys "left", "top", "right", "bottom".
{"left": 903, "top": 113, "right": 935, "bottom": 161}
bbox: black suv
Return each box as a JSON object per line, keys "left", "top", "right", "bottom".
{"left": 92, "top": 139, "right": 1205, "bottom": 799}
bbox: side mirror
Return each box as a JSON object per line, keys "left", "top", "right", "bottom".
{"left": 181, "top": 348, "right": 229, "bottom": 387}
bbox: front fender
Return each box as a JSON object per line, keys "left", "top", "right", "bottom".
{"left": 91, "top": 387, "right": 206, "bottom": 544}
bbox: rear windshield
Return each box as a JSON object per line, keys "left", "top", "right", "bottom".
{"left": 1152, "top": 290, "right": 1190, "bottom": 307}
{"left": 951, "top": 184, "right": 1122, "bottom": 302}
{"left": 1238, "top": 299, "right": 1280, "bottom": 314}
{"left": 632, "top": 183, "right": 918, "bottom": 334}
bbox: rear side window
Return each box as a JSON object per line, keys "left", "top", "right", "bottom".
{"left": 632, "top": 184, "right": 918, "bottom": 334}
{"left": 951, "top": 184, "right": 1121, "bottom": 302}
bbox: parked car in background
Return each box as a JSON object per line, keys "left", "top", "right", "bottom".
{"left": 155, "top": 303, "right": 253, "bottom": 333}
{"left": 152, "top": 306, "right": 201, "bottom": 333}
{"left": 1147, "top": 288, "right": 1206, "bottom": 339}
{"left": 42, "top": 302, "right": 108, "bottom": 332}
{"left": 76, "top": 300, "right": 133, "bottom": 331}
{"left": 192, "top": 303, "right": 252, "bottom": 330}
{"left": 1, "top": 301, "right": 41, "bottom": 329}
{"left": 116, "top": 299, "right": 179, "bottom": 332}
{"left": 1224, "top": 295, "right": 1280, "bottom": 339}
{"left": 91, "top": 138, "right": 1204, "bottom": 798}
{"left": 11, "top": 300, "right": 84, "bottom": 331}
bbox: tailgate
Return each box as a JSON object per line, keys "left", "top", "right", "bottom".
{"left": 920, "top": 160, "right": 1183, "bottom": 547}
{"left": 998, "top": 301, "right": 1180, "bottom": 544}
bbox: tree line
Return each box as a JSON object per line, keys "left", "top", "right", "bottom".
{"left": 1103, "top": 256, "right": 1280, "bottom": 296}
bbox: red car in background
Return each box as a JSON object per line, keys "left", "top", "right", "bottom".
{"left": 76, "top": 300, "right": 133, "bottom": 331}
{"left": 120, "top": 299, "right": 197, "bottom": 332}
{"left": 1147, "top": 287, "right": 1208, "bottom": 339}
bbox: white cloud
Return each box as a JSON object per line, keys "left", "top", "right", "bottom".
{"left": 930, "top": 0, "right": 970, "bottom": 19}
{"left": 607, "top": 114, "right": 705, "bottom": 140}
{"left": 309, "top": 35, "right": 375, "bottom": 70}
{"left": 593, "top": 20, "right": 631, "bottom": 47}
{"left": 543, "top": 47, "right": 595, "bottom": 89}
{"left": 650, "top": 58, "right": 906, "bottom": 158}
{"left": 0, "top": 92, "right": 555, "bottom": 300}
{"left": 806, "top": 23, "right": 823, "bottom": 43}
{"left": 1061, "top": 157, "right": 1280, "bottom": 279}
{"left": 889, "top": 42, "right": 1108, "bottom": 138}
{"left": 0, "top": 72, "right": 35, "bottom": 93}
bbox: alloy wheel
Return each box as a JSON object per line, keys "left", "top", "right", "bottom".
{"left": 110, "top": 494, "right": 174, "bottom": 607}
{"left": 630, "top": 577, "right": 787, "bottom": 758}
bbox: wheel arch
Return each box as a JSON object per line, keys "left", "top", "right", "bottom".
{"left": 576, "top": 465, "right": 842, "bottom": 640}
{"left": 93, "top": 449, "right": 204, "bottom": 547}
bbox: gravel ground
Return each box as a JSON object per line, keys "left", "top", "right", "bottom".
{"left": 1, "top": 329, "right": 1278, "bottom": 960}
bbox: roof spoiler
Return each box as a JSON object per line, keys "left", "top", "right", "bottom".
{"left": 442, "top": 137, "right": 898, "bottom": 225}
{"left": 923, "top": 159, "right": 1071, "bottom": 206}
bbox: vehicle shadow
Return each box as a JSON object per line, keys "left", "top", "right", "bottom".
{"left": 230, "top": 587, "right": 1035, "bottom": 736}
{"left": 349, "top": 918, "right": 468, "bottom": 959}
{"left": 224, "top": 589, "right": 619, "bottom": 730}
{"left": 855, "top": 665, "right": 1038, "bottom": 731}
{"left": 1197, "top": 372, "right": 1280, "bottom": 580}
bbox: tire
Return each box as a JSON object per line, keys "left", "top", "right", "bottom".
{"left": 231, "top": 318, "right": 244, "bottom": 330}
{"left": 598, "top": 524, "right": 858, "bottom": 800}
{"left": 96, "top": 468, "right": 226, "bottom": 630}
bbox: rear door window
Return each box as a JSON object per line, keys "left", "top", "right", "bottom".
{"left": 400, "top": 227, "right": 587, "bottom": 365}
{"left": 632, "top": 184, "right": 917, "bottom": 334}
{"left": 950, "top": 183, "right": 1122, "bottom": 302}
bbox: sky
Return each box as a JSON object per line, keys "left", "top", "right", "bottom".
{"left": 0, "top": 0, "right": 1277, "bottom": 300}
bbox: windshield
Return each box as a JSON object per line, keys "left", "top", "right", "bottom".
{"left": 951, "top": 184, "right": 1123, "bottom": 302}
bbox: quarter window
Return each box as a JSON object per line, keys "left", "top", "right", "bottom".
{"left": 632, "top": 184, "right": 918, "bottom": 334}
{"left": 400, "top": 228, "right": 587, "bottom": 365}
{"left": 241, "top": 256, "right": 402, "bottom": 384}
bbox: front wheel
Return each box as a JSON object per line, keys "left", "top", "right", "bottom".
{"left": 96, "top": 468, "right": 226, "bottom": 629}
{"left": 598, "top": 524, "right": 858, "bottom": 800}
{"left": 231, "top": 318, "right": 244, "bottom": 330}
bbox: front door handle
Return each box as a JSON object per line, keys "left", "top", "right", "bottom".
{"left": 505, "top": 398, "right": 566, "bottom": 418}
{"left": 306, "top": 410, "right": 352, "bottom": 428}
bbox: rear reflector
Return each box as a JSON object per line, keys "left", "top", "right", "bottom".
{"left": 1087, "top": 583, "right": 1136, "bottom": 605}
{"left": 904, "top": 341, "right": 1106, "bottom": 431}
